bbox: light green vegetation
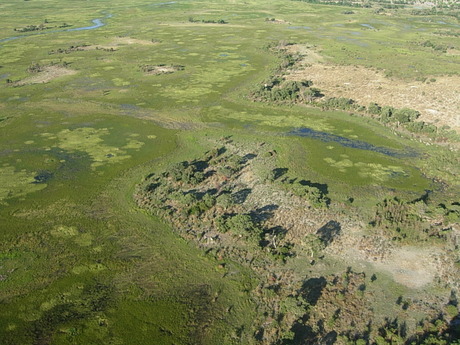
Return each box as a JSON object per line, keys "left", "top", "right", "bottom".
{"left": 0, "top": 166, "right": 47, "bottom": 203}
{"left": 0, "top": 0, "right": 458, "bottom": 344}
{"left": 53, "top": 127, "right": 142, "bottom": 169}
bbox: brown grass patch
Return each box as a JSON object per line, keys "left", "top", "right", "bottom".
{"left": 112, "top": 36, "right": 158, "bottom": 46}
{"left": 15, "top": 66, "right": 77, "bottom": 86}
{"left": 446, "top": 48, "right": 460, "bottom": 56}
{"left": 163, "top": 22, "right": 246, "bottom": 28}
{"left": 286, "top": 47, "right": 460, "bottom": 132}
{"left": 265, "top": 18, "right": 290, "bottom": 25}
{"left": 284, "top": 44, "right": 324, "bottom": 64}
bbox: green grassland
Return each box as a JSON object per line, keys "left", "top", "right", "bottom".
{"left": 0, "top": 0, "right": 459, "bottom": 344}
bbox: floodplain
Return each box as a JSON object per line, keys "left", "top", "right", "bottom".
{"left": 0, "top": 0, "right": 459, "bottom": 344}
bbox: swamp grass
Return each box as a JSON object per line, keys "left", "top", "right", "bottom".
{"left": 0, "top": 0, "right": 458, "bottom": 343}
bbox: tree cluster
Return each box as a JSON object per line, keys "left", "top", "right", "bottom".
{"left": 188, "top": 17, "right": 227, "bottom": 24}
{"left": 370, "top": 194, "right": 459, "bottom": 242}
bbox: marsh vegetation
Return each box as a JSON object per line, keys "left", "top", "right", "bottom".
{"left": 0, "top": 0, "right": 458, "bottom": 344}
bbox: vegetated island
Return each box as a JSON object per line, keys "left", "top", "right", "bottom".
{"left": 135, "top": 136, "right": 460, "bottom": 344}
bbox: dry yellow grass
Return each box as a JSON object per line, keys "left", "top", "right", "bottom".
{"left": 286, "top": 46, "right": 460, "bottom": 132}
{"left": 15, "top": 66, "right": 77, "bottom": 85}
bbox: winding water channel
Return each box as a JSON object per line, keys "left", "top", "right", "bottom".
{"left": 0, "top": 15, "right": 111, "bottom": 44}
{"left": 1, "top": 11, "right": 418, "bottom": 160}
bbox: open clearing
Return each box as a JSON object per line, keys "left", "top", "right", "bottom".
{"left": 287, "top": 48, "right": 460, "bottom": 131}
{"left": 14, "top": 66, "right": 77, "bottom": 86}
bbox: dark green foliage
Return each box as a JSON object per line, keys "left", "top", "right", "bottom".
{"left": 369, "top": 196, "right": 459, "bottom": 242}
{"left": 405, "top": 121, "right": 437, "bottom": 134}
{"left": 14, "top": 23, "right": 48, "bottom": 32}
{"left": 167, "top": 161, "right": 206, "bottom": 185}
{"left": 168, "top": 161, "right": 189, "bottom": 181}
{"left": 252, "top": 78, "right": 320, "bottom": 104}
{"left": 188, "top": 17, "right": 227, "bottom": 24}
{"left": 439, "top": 202, "right": 460, "bottom": 223}
{"left": 266, "top": 168, "right": 288, "bottom": 182}
{"left": 303, "top": 233, "right": 325, "bottom": 258}
{"left": 202, "top": 193, "right": 217, "bottom": 208}
{"left": 362, "top": 104, "right": 420, "bottom": 124}
{"left": 216, "top": 214, "right": 261, "bottom": 241}
{"left": 204, "top": 146, "right": 225, "bottom": 161}
{"left": 216, "top": 192, "right": 235, "bottom": 208}
{"left": 26, "top": 60, "right": 70, "bottom": 73}
{"left": 393, "top": 108, "right": 420, "bottom": 124}
{"left": 48, "top": 44, "right": 90, "bottom": 55}
{"left": 371, "top": 197, "right": 424, "bottom": 241}
{"left": 215, "top": 215, "right": 229, "bottom": 233}
{"left": 270, "top": 242, "right": 295, "bottom": 262}
{"left": 187, "top": 202, "right": 206, "bottom": 215}
{"left": 379, "top": 106, "right": 395, "bottom": 123}
{"left": 303, "top": 87, "right": 322, "bottom": 103}
{"left": 253, "top": 79, "right": 305, "bottom": 103}
{"left": 216, "top": 154, "right": 244, "bottom": 177}
{"left": 286, "top": 180, "right": 330, "bottom": 208}
{"left": 27, "top": 62, "right": 46, "bottom": 73}
{"left": 421, "top": 40, "right": 448, "bottom": 52}
{"left": 368, "top": 102, "right": 381, "bottom": 115}
{"left": 321, "top": 97, "right": 357, "bottom": 111}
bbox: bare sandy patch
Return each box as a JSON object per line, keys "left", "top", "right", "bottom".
{"left": 372, "top": 246, "right": 440, "bottom": 289}
{"left": 446, "top": 48, "right": 460, "bottom": 56}
{"left": 111, "top": 36, "right": 158, "bottom": 46}
{"left": 140, "top": 64, "right": 184, "bottom": 75}
{"left": 163, "top": 22, "right": 246, "bottom": 28}
{"left": 328, "top": 231, "right": 447, "bottom": 289}
{"left": 285, "top": 44, "right": 325, "bottom": 64}
{"left": 265, "top": 18, "right": 290, "bottom": 25}
{"left": 286, "top": 48, "right": 460, "bottom": 132}
{"left": 15, "top": 66, "right": 77, "bottom": 86}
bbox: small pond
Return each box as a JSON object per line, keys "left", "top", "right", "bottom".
{"left": 289, "top": 127, "right": 418, "bottom": 158}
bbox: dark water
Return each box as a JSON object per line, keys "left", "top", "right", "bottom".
{"left": 0, "top": 15, "right": 111, "bottom": 44}
{"left": 289, "top": 127, "right": 418, "bottom": 158}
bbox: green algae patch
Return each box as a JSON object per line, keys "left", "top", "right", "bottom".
{"left": 324, "top": 157, "right": 409, "bottom": 182}
{"left": 122, "top": 139, "right": 145, "bottom": 150}
{"left": 0, "top": 166, "right": 47, "bottom": 203}
{"left": 54, "top": 127, "right": 145, "bottom": 169}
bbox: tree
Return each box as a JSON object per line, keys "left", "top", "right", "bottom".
{"left": 303, "top": 234, "right": 325, "bottom": 258}
{"left": 368, "top": 102, "right": 381, "bottom": 115}
{"left": 303, "top": 87, "right": 322, "bottom": 103}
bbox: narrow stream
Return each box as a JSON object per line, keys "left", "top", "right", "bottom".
{"left": 0, "top": 15, "right": 111, "bottom": 44}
